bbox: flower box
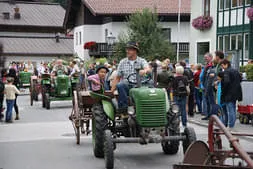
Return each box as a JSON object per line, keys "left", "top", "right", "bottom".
{"left": 84, "top": 41, "right": 97, "bottom": 50}
{"left": 247, "top": 7, "right": 253, "bottom": 21}
{"left": 192, "top": 16, "right": 213, "bottom": 31}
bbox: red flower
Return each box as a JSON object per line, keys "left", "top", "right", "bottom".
{"left": 84, "top": 41, "right": 96, "bottom": 49}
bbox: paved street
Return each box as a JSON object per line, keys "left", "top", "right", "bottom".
{"left": 1, "top": 95, "right": 253, "bottom": 169}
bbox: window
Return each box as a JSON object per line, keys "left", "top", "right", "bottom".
{"left": 79, "top": 32, "right": 82, "bottom": 45}
{"left": 224, "top": 0, "right": 230, "bottom": 9}
{"left": 75, "top": 32, "right": 78, "bottom": 46}
{"left": 230, "top": 35, "right": 236, "bottom": 50}
{"left": 197, "top": 42, "right": 210, "bottom": 64}
{"left": 224, "top": 35, "right": 229, "bottom": 51}
{"left": 218, "top": 36, "right": 223, "bottom": 50}
{"left": 245, "top": 0, "right": 251, "bottom": 5}
{"left": 232, "top": 0, "right": 243, "bottom": 7}
{"left": 219, "top": 0, "right": 224, "bottom": 10}
{"left": 162, "top": 28, "right": 171, "bottom": 41}
{"left": 237, "top": 34, "right": 242, "bottom": 50}
{"left": 203, "top": 0, "right": 210, "bottom": 16}
{"left": 244, "top": 34, "right": 249, "bottom": 59}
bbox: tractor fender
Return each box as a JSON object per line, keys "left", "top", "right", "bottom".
{"left": 101, "top": 100, "right": 114, "bottom": 120}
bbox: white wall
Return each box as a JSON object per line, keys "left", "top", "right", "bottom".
{"left": 74, "top": 25, "right": 103, "bottom": 60}
{"left": 189, "top": 0, "right": 217, "bottom": 64}
{"left": 74, "top": 21, "right": 190, "bottom": 60}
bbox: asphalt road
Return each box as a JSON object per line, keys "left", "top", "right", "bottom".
{"left": 0, "top": 95, "right": 252, "bottom": 169}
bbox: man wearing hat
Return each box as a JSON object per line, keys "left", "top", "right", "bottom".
{"left": 111, "top": 41, "right": 151, "bottom": 112}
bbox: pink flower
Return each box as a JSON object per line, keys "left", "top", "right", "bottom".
{"left": 192, "top": 16, "right": 213, "bottom": 30}
{"left": 247, "top": 7, "right": 253, "bottom": 21}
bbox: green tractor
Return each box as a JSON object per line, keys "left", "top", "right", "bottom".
{"left": 41, "top": 70, "right": 79, "bottom": 109}
{"left": 90, "top": 64, "right": 197, "bottom": 169}
{"left": 19, "top": 71, "right": 32, "bottom": 88}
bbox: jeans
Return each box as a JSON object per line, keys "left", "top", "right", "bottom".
{"left": 225, "top": 102, "right": 236, "bottom": 128}
{"left": 5, "top": 100, "right": 15, "bottom": 121}
{"left": 116, "top": 80, "right": 131, "bottom": 109}
{"left": 206, "top": 89, "right": 215, "bottom": 117}
{"left": 175, "top": 96, "right": 187, "bottom": 127}
{"left": 0, "top": 94, "right": 4, "bottom": 119}
{"left": 194, "top": 88, "right": 202, "bottom": 113}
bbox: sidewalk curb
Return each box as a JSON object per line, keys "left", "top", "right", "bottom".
{"left": 188, "top": 118, "right": 253, "bottom": 142}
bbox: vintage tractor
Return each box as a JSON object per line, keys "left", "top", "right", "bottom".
{"left": 90, "top": 64, "right": 197, "bottom": 169}
{"left": 19, "top": 71, "right": 32, "bottom": 88}
{"left": 41, "top": 70, "right": 78, "bottom": 109}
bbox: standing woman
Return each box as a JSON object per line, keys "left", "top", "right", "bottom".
{"left": 8, "top": 68, "right": 20, "bottom": 120}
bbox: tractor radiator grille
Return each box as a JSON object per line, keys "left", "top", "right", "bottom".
{"left": 136, "top": 100, "right": 167, "bottom": 127}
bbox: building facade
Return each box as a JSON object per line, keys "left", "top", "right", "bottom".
{"left": 189, "top": 0, "right": 218, "bottom": 64}
{"left": 64, "top": 0, "right": 191, "bottom": 60}
{"left": 217, "top": 0, "right": 253, "bottom": 65}
{"left": 0, "top": 0, "right": 73, "bottom": 67}
{"left": 190, "top": 0, "right": 253, "bottom": 64}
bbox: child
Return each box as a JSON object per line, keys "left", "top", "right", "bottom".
{"left": 87, "top": 66, "right": 109, "bottom": 93}
{"left": 4, "top": 77, "right": 20, "bottom": 123}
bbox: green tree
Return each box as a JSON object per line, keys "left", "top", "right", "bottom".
{"left": 114, "top": 8, "right": 175, "bottom": 61}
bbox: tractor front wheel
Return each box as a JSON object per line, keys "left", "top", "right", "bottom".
{"left": 104, "top": 130, "right": 114, "bottom": 169}
{"left": 162, "top": 123, "right": 180, "bottom": 154}
{"left": 92, "top": 103, "right": 107, "bottom": 158}
{"left": 183, "top": 127, "right": 197, "bottom": 153}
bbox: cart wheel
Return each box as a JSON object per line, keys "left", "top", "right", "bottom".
{"left": 243, "top": 115, "right": 249, "bottom": 124}
{"left": 73, "top": 91, "right": 81, "bottom": 144}
{"left": 104, "top": 130, "right": 114, "bottom": 169}
{"left": 76, "top": 123, "right": 80, "bottom": 145}
{"left": 239, "top": 114, "right": 244, "bottom": 124}
{"left": 183, "top": 127, "right": 197, "bottom": 153}
{"left": 45, "top": 93, "right": 50, "bottom": 110}
{"left": 183, "top": 141, "right": 210, "bottom": 165}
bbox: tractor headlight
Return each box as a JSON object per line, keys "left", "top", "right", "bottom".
{"left": 128, "top": 106, "right": 135, "bottom": 115}
{"left": 171, "top": 104, "right": 180, "bottom": 114}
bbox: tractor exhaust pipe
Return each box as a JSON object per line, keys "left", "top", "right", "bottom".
{"left": 113, "top": 135, "right": 186, "bottom": 144}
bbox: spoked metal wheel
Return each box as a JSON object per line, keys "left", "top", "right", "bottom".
{"left": 72, "top": 90, "right": 80, "bottom": 145}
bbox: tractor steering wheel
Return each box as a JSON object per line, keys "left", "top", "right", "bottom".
{"left": 127, "top": 72, "right": 151, "bottom": 85}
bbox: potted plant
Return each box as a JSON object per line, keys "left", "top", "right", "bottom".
{"left": 192, "top": 16, "right": 213, "bottom": 31}
{"left": 84, "top": 41, "right": 97, "bottom": 50}
{"left": 247, "top": 7, "right": 253, "bottom": 21}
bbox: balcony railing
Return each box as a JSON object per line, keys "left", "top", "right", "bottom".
{"left": 88, "top": 42, "right": 189, "bottom": 57}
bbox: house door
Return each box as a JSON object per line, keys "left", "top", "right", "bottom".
{"left": 197, "top": 42, "right": 209, "bottom": 64}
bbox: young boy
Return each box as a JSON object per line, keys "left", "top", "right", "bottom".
{"left": 4, "top": 77, "right": 20, "bottom": 123}
{"left": 87, "top": 66, "right": 109, "bottom": 93}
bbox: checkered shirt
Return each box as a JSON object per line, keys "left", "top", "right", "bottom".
{"left": 117, "top": 57, "right": 148, "bottom": 80}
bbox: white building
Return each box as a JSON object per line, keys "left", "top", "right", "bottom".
{"left": 189, "top": 0, "right": 218, "bottom": 64}
{"left": 64, "top": 0, "right": 191, "bottom": 60}
{"left": 190, "top": 0, "right": 253, "bottom": 64}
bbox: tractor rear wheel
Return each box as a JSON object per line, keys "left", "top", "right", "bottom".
{"left": 239, "top": 114, "right": 244, "bottom": 124}
{"left": 92, "top": 103, "right": 107, "bottom": 158}
{"left": 162, "top": 123, "right": 180, "bottom": 154}
{"left": 45, "top": 93, "right": 50, "bottom": 110}
{"left": 104, "top": 130, "right": 114, "bottom": 169}
{"left": 183, "top": 127, "right": 196, "bottom": 153}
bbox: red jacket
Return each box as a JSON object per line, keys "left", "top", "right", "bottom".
{"left": 194, "top": 70, "right": 201, "bottom": 87}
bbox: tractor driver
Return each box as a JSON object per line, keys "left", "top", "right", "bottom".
{"left": 51, "top": 59, "right": 68, "bottom": 76}
{"left": 111, "top": 41, "right": 151, "bottom": 113}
